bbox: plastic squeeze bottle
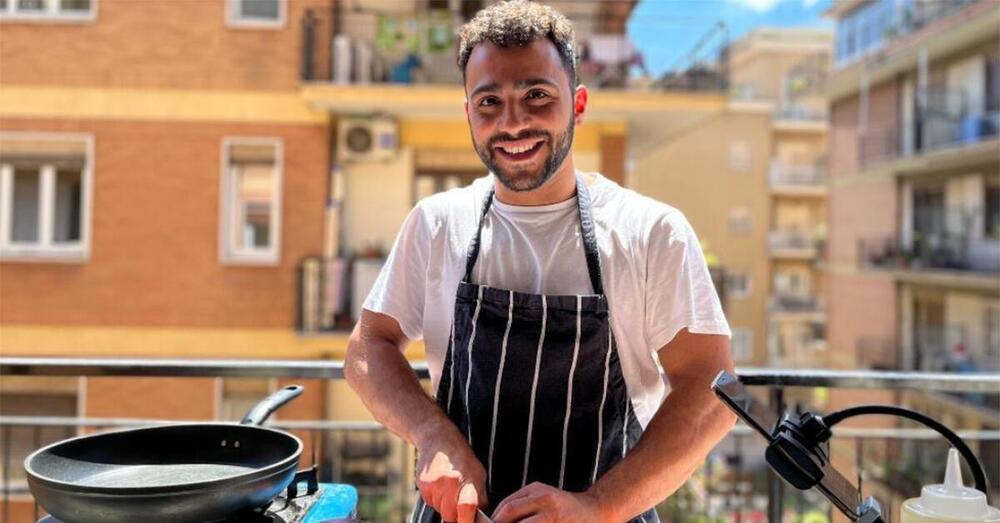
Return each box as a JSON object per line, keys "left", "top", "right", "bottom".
{"left": 901, "top": 448, "right": 1000, "bottom": 523}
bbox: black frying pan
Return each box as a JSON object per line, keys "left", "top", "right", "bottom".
{"left": 25, "top": 384, "right": 307, "bottom": 523}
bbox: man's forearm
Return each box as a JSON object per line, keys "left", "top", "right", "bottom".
{"left": 587, "top": 379, "right": 736, "bottom": 521}
{"left": 344, "top": 329, "right": 461, "bottom": 448}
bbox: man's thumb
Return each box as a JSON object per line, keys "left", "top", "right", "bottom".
{"left": 456, "top": 482, "right": 479, "bottom": 523}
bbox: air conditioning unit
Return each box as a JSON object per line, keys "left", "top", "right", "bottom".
{"left": 336, "top": 117, "right": 398, "bottom": 163}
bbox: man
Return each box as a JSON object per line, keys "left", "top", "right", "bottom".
{"left": 345, "top": 2, "right": 736, "bottom": 522}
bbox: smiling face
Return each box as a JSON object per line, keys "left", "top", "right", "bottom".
{"left": 464, "top": 38, "right": 582, "bottom": 193}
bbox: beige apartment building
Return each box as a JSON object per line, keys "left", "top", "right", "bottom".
{"left": 634, "top": 28, "right": 832, "bottom": 374}
{"left": 824, "top": 0, "right": 1000, "bottom": 515}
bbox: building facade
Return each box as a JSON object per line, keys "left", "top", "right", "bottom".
{"left": 0, "top": 1, "right": 727, "bottom": 521}
{"left": 824, "top": 0, "right": 1000, "bottom": 515}
{"left": 633, "top": 28, "right": 832, "bottom": 372}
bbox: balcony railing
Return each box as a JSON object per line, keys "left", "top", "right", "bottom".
{"left": 768, "top": 230, "right": 824, "bottom": 260}
{"left": 1, "top": 358, "right": 998, "bottom": 523}
{"left": 858, "top": 224, "right": 999, "bottom": 274}
{"left": 300, "top": 9, "right": 726, "bottom": 91}
{"left": 299, "top": 9, "right": 725, "bottom": 93}
{"left": 890, "top": 0, "right": 980, "bottom": 43}
{"left": 769, "top": 293, "right": 824, "bottom": 314}
{"left": 769, "top": 161, "right": 827, "bottom": 189}
{"left": 773, "top": 103, "right": 827, "bottom": 123}
{"left": 859, "top": 87, "right": 1000, "bottom": 167}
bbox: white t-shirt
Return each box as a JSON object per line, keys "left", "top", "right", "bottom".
{"left": 363, "top": 172, "right": 731, "bottom": 428}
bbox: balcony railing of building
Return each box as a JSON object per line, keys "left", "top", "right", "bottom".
{"left": 768, "top": 230, "right": 825, "bottom": 260}
{"left": 834, "top": 0, "right": 981, "bottom": 69}
{"left": 772, "top": 103, "right": 827, "bottom": 123}
{"left": 299, "top": 8, "right": 728, "bottom": 93}
{"left": 857, "top": 224, "right": 999, "bottom": 274}
{"left": 910, "top": 324, "right": 1000, "bottom": 375}
{"left": 887, "top": 0, "right": 980, "bottom": 44}
{"left": 859, "top": 87, "right": 1000, "bottom": 167}
{"left": 855, "top": 331, "right": 999, "bottom": 413}
{"left": 769, "top": 293, "right": 825, "bottom": 314}
{"left": 769, "top": 161, "right": 827, "bottom": 189}
{"left": 1, "top": 358, "right": 998, "bottom": 523}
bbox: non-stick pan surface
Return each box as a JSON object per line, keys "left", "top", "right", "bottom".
{"left": 25, "top": 386, "right": 304, "bottom": 523}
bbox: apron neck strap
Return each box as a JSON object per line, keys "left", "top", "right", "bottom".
{"left": 463, "top": 173, "right": 605, "bottom": 295}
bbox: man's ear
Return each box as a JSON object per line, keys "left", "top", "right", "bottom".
{"left": 464, "top": 100, "right": 469, "bottom": 118}
{"left": 573, "top": 85, "right": 589, "bottom": 125}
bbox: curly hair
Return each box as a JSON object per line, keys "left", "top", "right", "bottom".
{"left": 457, "top": 0, "right": 577, "bottom": 88}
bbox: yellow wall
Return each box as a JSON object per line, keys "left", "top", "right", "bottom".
{"left": 0, "top": 325, "right": 426, "bottom": 360}
{"left": 0, "top": 86, "right": 325, "bottom": 124}
{"left": 632, "top": 109, "right": 773, "bottom": 364}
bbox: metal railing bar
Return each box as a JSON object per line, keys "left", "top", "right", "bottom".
{"left": 3, "top": 358, "right": 1000, "bottom": 392}
{"left": 2, "top": 417, "right": 998, "bottom": 441}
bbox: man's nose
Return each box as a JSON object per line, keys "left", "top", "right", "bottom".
{"left": 499, "top": 99, "right": 530, "bottom": 138}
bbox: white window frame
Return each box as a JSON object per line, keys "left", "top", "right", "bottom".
{"left": 0, "top": 132, "right": 94, "bottom": 262}
{"left": 225, "top": 0, "right": 285, "bottom": 29}
{"left": 219, "top": 136, "right": 283, "bottom": 266}
{"left": 0, "top": 0, "right": 97, "bottom": 22}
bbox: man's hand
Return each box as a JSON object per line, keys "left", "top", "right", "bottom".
{"left": 491, "top": 482, "right": 604, "bottom": 523}
{"left": 415, "top": 423, "right": 488, "bottom": 523}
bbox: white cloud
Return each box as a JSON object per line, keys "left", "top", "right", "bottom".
{"left": 802, "top": 0, "right": 821, "bottom": 7}
{"left": 729, "top": 0, "right": 782, "bottom": 12}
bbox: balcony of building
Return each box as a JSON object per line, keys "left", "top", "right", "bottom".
{"left": 857, "top": 221, "right": 1000, "bottom": 290}
{"left": 827, "top": 0, "right": 998, "bottom": 102}
{"left": 1, "top": 358, "right": 997, "bottom": 523}
{"left": 769, "top": 160, "right": 827, "bottom": 196}
{"left": 771, "top": 102, "right": 828, "bottom": 132}
{"left": 297, "top": 4, "right": 727, "bottom": 123}
{"left": 858, "top": 96, "right": 1000, "bottom": 177}
{"left": 768, "top": 293, "right": 825, "bottom": 323}
{"left": 768, "top": 230, "right": 823, "bottom": 260}
{"left": 855, "top": 329, "right": 999, "bottom": 422}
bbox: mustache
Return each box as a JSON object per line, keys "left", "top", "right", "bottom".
{"left": 488, "top": 130, "right": 550, "bottom": 148}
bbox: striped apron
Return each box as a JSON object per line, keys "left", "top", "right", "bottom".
{"left": 411, "top": 174, "right": 659, "bottom": 523}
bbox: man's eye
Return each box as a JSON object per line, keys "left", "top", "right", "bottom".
{"left": 479, "top": 97, "right": 499, "bottom": 107}
{"left": 527, "top": 91, "right": 549, "bottom": 100}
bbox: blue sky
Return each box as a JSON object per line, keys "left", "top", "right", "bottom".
{"left": 629, "top": 0, "right": 833, "bottom": 77}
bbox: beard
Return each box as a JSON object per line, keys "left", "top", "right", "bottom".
{"left": 473, "top": 116, "right": 575, "bottom": 192}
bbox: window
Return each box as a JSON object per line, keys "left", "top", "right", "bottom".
{"left": 725, "top": 272, "right": 751, "bottom": 300}
{"left": 728, "top": 140, "right": 751, "bottom": 172}
{"left": 0, "top": 133, "right": 92, "bottom": 261}
{"left": 0, "top": 0, "right": 95, "bottom": 20}
{"left": 220, "top": 137, "right": 282, "bottom": 265}
{"left": 732, "top": 327, "right": 753, "bottom": 363}
{"left": 728, "top": 207, "right": 752, "bottom": 235}
{"left": 913, "top": 186, "right": 945, "bottom": 237}
{"left": 226, "top": 0, "right": 285, "bottom": 28}
{"left": 985, "top": 181, "right": 1000, "bottom": 239}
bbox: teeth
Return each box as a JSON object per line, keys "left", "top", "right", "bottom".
{"left": 500, "top": 141, "right": 539, "bottom": 154}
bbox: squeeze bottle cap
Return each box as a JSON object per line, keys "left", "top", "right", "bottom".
{"left": 915, "top": 448, "right": 998, "bottom": 519}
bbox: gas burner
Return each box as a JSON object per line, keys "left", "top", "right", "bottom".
{"left": 37, "top": 488, "right": 321, "bottom": 523}
{"left": 36, "top": 474, "right": 357, "bottom": 523}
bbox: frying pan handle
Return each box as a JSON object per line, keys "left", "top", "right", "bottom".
{"left": 241, "top": 385, "right": 304, "bottom": 425}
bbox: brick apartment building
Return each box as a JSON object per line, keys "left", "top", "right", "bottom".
{"left": 823, "top": 0, "right": 1000, "bottom": 515}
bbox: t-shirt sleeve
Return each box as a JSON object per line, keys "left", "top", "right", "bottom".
{"left": 644, "top": 210, "right": 731, "bottom": 352}
{"left": 362, "top": 203, "right": 432, "bottom": 341}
